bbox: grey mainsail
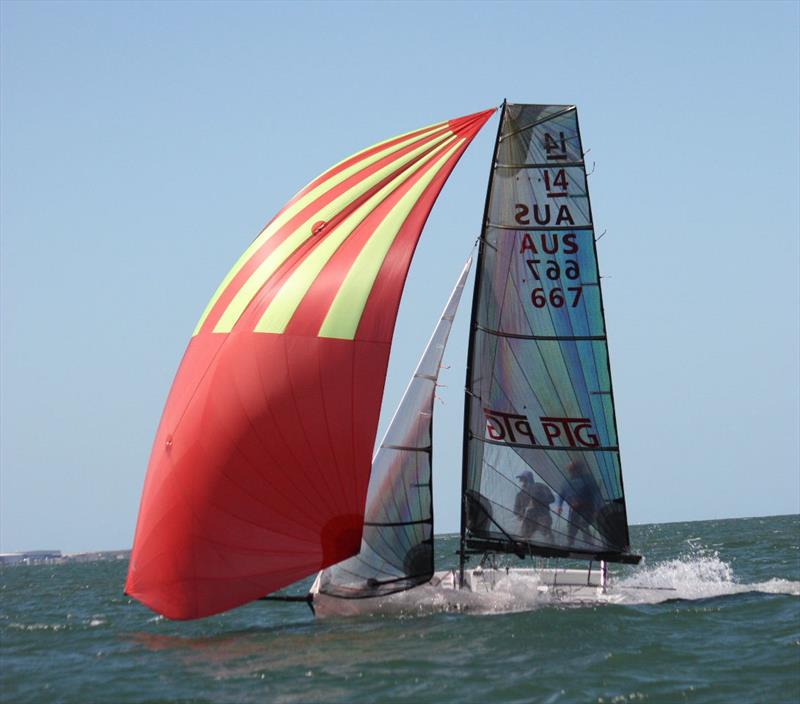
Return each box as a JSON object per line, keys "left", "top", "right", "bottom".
{"left": 461, "top": 103, "right": 639, "bottom": 567}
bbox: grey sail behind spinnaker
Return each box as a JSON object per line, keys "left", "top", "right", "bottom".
{"left": 461, "top": 103, "right": 638, "bottom": 564}
{"left": 318, "top": 258, "right": 472, "bottom": 598}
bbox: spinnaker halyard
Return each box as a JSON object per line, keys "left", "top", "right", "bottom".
{"left": 126, "top": 109, "right": 495, "bottom": 620}
{"left": 461, "top": 103, "right": 640, "bottom": 571}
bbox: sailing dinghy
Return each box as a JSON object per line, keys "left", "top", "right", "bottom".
{"left": 127, "top": 103, "right": 639, "bottom": 621}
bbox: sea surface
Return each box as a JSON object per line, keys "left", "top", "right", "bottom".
{"left": 2, "top": 515, "right": 798, "bottom": 704}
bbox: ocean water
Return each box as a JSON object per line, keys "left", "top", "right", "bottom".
{"left": 1, "top": 515, "right": 798, "bottom": 704}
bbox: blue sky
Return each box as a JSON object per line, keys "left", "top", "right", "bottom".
{"left": 1, "top": 0, "right": 798, "bottom": 552}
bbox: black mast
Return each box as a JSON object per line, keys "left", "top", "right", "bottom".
{"left": 459, "top": 100, "right": 507, "bottom": 587}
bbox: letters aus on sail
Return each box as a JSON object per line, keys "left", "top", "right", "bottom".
{"left": 463, "top": 104, "right": 636, "bottom": 562}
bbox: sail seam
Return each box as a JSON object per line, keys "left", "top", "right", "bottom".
{"left": 477, "top": 325, "right": 606, "bottom": 341}
{"left": 488, "top": 223, "right": 594, "bottom": 232}
{"left": 496, "top": 161, "right": 585, "bottom": 169}
{"left": 473, "top": 434, "right": 619, "bottom": 452}
{"left": 380, "top": 444, "right": 431, "bottom": 452}
{"left": 498, "top": 105, "right": 576, "bottom": 141}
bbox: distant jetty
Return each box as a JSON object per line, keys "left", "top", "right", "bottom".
{"left": 0, "top": 550, "right": 130, "bottom": 566}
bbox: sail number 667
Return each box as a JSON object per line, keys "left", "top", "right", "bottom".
{"left": 531, "top": 287, "right": 583, "bottom": 308}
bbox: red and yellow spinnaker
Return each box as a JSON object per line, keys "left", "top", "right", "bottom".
{"left": 125, "top": 109, "right": 495, "bottom": 619}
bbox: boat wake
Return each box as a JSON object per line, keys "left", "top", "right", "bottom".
{"left": 313, "top": 557, "right": 800, "bottom": 618}
{"left": 614, "top": 554, "right": 800, "bottom": 603}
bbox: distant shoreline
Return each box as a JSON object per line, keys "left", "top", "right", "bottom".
{"left": 0, "top": 549, "right": 130, "bottom": 566}
{"left": 3, "top": 513, "right": 798, "bottom": 563}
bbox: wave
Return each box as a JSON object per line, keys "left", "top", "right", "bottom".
{"left": 615, "top": 554, "right": 800, "bottom": 602}
{"left": 314, "top": 557, "right": 799, "bottom": 618}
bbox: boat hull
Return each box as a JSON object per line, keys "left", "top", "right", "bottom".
{"left": 310, "top": 565, "right": 617, "bottom": 617}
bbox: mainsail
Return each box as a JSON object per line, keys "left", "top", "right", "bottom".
{"left": 461, "top": 103, "right": 639, "bottom": 565}
{"left": 318, "top": 259, "right": 471, "bottom": 598}
{"left": 126, "top": 109, "right": 494, "bottom": 619}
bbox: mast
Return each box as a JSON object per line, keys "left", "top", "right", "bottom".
{"left": 460, "top": 101, "right": 507, "bottom": 586}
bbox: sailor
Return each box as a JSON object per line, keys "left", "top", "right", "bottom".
{"left": 515, "top": 471, "right": 555, "bottom": 541}
{"left": 557, "top": 459, "right": 602, "bottom": 546}
{"left": 513, "top": 470, "right": 535, "bottom": 518}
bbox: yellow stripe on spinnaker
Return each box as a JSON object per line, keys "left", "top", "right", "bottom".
{"left": 318, "top": 139, "right": 464, "bottom": 340}
{"left": 253, "top": 137, "right": 460, "bottom": 334}
{"left": 192, "top": 121, "right": 450, "bottom": 336}
{"left": 320, "top": 118, "right": 449, "bottom": 179}
{"left": 211, "top": 132, "right": 456, "bottom": 334}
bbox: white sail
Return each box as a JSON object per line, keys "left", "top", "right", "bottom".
{"left": 318, "top": 258, "right": 472, "bottom": 598}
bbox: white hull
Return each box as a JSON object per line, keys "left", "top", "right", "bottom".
{"left": 310, "top": 564, "right": 620, "bottom": 618}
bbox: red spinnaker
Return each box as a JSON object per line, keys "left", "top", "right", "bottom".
{"left": 126, "top": 109, "right": 494, "bottom": 619}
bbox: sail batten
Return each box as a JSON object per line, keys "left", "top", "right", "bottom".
{"left": 461, "top": 103, "right": 636, "bottom": 567}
